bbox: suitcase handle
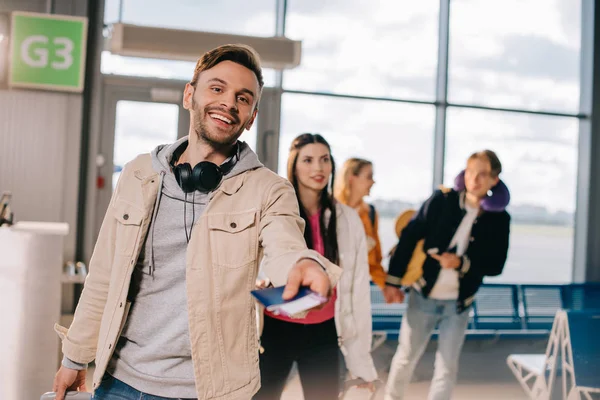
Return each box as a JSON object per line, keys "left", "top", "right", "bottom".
{"left": 40, "top": 391, "right": 92, "bottom": 400}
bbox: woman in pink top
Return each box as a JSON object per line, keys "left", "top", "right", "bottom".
{"left": 255, "top": 134, "right": 377, "bottom": 399}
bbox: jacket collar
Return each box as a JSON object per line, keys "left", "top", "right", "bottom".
{"left": 133, "top": 156, "right": 159, "bottom": 182}
{"left": 218, "top": 173, "right": 246, "bottom": 195}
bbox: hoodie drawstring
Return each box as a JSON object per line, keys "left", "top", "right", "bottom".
{"left": 148, "top": 171, "right": 165, "bottom": 276}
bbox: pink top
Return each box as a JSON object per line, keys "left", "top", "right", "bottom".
{"left": 265, "top": 210, "right": 337, "bottom": 324}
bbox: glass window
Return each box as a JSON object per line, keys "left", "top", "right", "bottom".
{"left": 448, "top": 0, "right": 581, "bottom": 113}
{"left": 444, "top": 108, "right": 578, "bottom": 283}
{"left": 101, "top": 52, "right": 277, "bottom": 87}
{"left": 104, "top": 0, "right": 277, "bottom": 36}
{"left": 278, "top": 93, "right": 435, "bottom": 256}
{"left": 241, "top": 123, "right": 257, "bottom": 155}
{"left": 112, "top": 101, "right": 179, "bottom": 189}
{"left": 101, "top": 0, "right": 278, "bottom": 83}
{"left": 111, "top": 101, "right": 257, "bottom": 191}
{"left": 104, "top": 0, "right": 121, "bottom": 24}
{"left": 283, "top": 0, "right": 439, "bottom": 100}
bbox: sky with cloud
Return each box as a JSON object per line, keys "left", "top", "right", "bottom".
{"left": 103, "top": 0, "right": 583, "bottom": 214}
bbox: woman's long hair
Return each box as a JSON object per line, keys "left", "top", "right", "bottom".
{"left": 334, "top": 157, "right": 373, "bottom": 205}
{"left": 287, "top": 133, "right": 339, "bottom": 265}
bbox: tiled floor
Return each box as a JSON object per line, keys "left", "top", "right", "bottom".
{"left": 85, "top": 337, "right": 545, "bottom": 399}
{"left": 281, "top": 338, "right": 539, "bottom": 399}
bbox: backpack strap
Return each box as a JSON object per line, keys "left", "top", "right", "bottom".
{"left": 368, "top": 204, "right": 376, "bottom": 227}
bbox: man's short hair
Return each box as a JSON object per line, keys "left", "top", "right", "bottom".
{"left": 189, "top": 44, "right": 264, "bottom": 90}
{"left": 468, "top": 150, "right": 502, "bottom": 178}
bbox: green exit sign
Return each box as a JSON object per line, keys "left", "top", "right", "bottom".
{"left": 9, "top": 12, "right": 88, "bottom": 92}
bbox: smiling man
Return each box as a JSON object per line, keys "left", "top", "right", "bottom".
{"left": 52, "top": 44, "right": 341, "bottom": 400}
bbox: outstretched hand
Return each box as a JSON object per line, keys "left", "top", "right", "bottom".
{"left": 283, "top": 258, "right": 331, "bottom": 300}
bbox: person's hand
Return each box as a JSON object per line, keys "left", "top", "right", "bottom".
{"left": 357, "top": 381, "right": 377, "bottom": 392}
{"left": 430, "top": 252, "right": 462, "bottom": 269}
{"left": 383, "top": 285, "right": 405, "bottom": 303}
{"left": 53, "top": 366, "right": 87, "bottom": 400}
{"left": 283, "top": 258, "right": 331, "bottom": 300}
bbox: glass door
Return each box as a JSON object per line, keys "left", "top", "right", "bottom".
{"left": 111, "top": 100, "right": 180, "bottom": 189}
{"left": 94, "top": 76, "right": 188, "bottom": 241}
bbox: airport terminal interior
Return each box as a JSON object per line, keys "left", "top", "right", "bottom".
{"left": 1, "top": 0, "right": 600, "bottom": 399}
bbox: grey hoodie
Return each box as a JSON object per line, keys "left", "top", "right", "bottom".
{"left": 105, "top": 137, "right": 263, "bottom": 397}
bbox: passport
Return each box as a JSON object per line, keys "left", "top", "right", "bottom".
{"left": 251, "top": 285, "right": 327, "bottom": 317}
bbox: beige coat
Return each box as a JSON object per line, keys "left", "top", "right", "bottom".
{"left": 54, "top": 154, "right": 341, "bottom": 400}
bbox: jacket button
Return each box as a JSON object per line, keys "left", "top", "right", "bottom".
{"left": 123, "top": 214, "right": 129, "bottom": 220}
{"left": 119, "top": 302, "right": 123, "bottom": 307}
{"left": 109, "top": 343, "right": 112, "bottom": 349}
{"left": 230, "top": 222, "right": 237, "bottom": 229}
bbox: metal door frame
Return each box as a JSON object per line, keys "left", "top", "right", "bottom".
{"left": 93, "top": 75, "right": 188, "bottom": 242}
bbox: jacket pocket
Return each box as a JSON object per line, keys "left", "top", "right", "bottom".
{"left": 208, "top": 210, "right": 257, "bottom": 268}
{"left": 112, "top": 199, "right": 144, "bottom": 256}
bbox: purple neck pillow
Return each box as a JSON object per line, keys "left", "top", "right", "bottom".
{"left": 453, "top": 170, "right": 510, "bottom": 212}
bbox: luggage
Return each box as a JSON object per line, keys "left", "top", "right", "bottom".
{"left": 40, "top": 391, "right": 92, "bottom": 400}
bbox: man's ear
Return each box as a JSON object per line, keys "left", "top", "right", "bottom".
{"left": 183, "top": 83, "right": 194, "bottom": 110}
{"left": 245, "top": 107, "right": 259, "bottom": 130}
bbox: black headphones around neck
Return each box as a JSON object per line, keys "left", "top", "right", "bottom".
{"left": 171, "top": 141, "right": 240, "bottom": 193}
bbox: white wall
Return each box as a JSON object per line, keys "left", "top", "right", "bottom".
{"left": 0, "top": 90, "right": 82, "bottom": 260}
{"left": 0, "top": 0, "right": 87, "bottom": 262}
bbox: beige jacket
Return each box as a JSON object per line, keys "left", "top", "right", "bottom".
{"left": 330, "top": 204, "right": 378, "bottom": 382}
{"left": 54, "top": 154, "right": 341, "bottom": 400}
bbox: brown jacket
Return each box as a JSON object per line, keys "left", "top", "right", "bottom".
{"left": 355, "top": 202, "right": 387, "bottom": 289}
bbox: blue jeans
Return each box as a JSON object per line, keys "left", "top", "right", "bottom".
{"left": 93, "top": 374, "right": 196, "bottom": 400}
{"left": 384, "top": 289, "right": 471, "bottom": 400}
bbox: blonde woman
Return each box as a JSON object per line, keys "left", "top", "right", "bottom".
{"left": 335, "top": 158, "right": 387, "bottom": 290}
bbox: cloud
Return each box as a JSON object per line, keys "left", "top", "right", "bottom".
{"left": 284, "top": 0, "right": 439, "bottom": 100}
{"left": 448, "top": 0, "right": 581, "bottom": 112}
{"left": 112, "top": 0, "right": 277, "bottom": 36}
{"left": 464, "top": 34, "right": 579, "bottom": 82}
{"left": 278, "top": 93, "right": 435, "bottom": 203}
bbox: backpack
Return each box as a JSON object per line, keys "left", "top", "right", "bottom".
{"left": 368, "top": 204, "right": 376, "bottom": 227}
{"left": 389, "top": 209, "right": 425, "bottom": 286}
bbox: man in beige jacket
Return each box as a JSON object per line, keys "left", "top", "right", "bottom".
{"left": 52, "top": 44, "right": 341, "bottom": 400}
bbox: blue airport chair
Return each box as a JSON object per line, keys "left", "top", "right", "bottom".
{"left": 521, "top": 284, "right": 564, "bottom": 330}
{"left": 472, "top": 284, "right": 521, "bottom": 330}
{"left": 561, "top": 310, "right": 600, "bottom": 400}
